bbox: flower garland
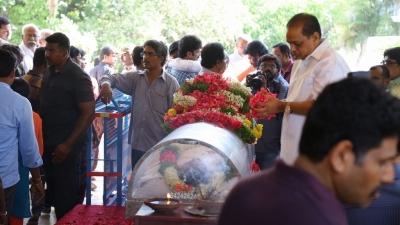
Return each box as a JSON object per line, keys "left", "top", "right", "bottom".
{"left": 249, "top": 88, "right": 277, "bottom": 120}
{"left": 162, "top": 73, "right": 263, "bottom": 144}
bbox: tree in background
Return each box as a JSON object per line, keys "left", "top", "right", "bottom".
{"left": 1, "top": 0, "right": 399, "bottom": 64}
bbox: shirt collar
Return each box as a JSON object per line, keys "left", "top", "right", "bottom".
{"left": 392, "top": 76, "right": 400, "bottom": 85}
{"left": 200, "top": 67, "right": 213, "bottom": 74}
{"left": 140, "top": 69, "right": 167, "bottom": 81}
{"left": 27, "top": 70, "right": 43, "bottom": 77}
{"left": 50, "top": 58, "right": 73, "bottom": 75}
{"left": 0, "top": 82, "right": 10, "bottom": 89}
{"left": 308, "top": 38, "right": 329, "bottom": 61}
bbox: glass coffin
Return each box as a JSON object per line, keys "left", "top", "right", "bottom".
{"left": 126, "top": 122, "right": 252, "bottom": 217}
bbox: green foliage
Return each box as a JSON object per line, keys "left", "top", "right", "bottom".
{"left": 191, "top": 82, "right": 210, "bottom": 93}
{"left": 234, "top": 124, "right": 255, "bottom": 144}
{"left": 2, "top": 0, "right": 399, "bottom": 62}
{"left": 220, "top": 106, "right": 236, "bottom": 115}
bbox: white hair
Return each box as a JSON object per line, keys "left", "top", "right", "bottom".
{"left": 39, "top": 29, "right": 54, "bottom": 40}
{"left": 236, "top": 34, "right": 252, "bottom": 43}
{"left": 21, "top": 24, "right": 39, "bottom": 33}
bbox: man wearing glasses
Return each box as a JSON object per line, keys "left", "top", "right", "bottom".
{"left": 19, "top": 24, "right": 40, "bottom": 73}
{"left": 383, "top": 47, "right": 400, "bottom": 96}
{"left": 99, "top": 40, "right": 179, "bottom": 169}
{"left": 253, "top": 54, "right": 289, "bottom": 170}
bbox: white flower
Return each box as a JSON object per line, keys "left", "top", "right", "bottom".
{"left": 173, "top": 91, "right": 197, "bottom": 107}
{"left": 219, "top": 90, "right": 245, "bottom": 108}
{"left": 228, "top": 81, "right": 252, "bottom": 96}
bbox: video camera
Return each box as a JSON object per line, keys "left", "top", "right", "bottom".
{"left": 246, "top": 70, "right": 267, "bottom": 91}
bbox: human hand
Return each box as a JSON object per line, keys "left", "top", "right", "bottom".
{"left": 100, "top": 83, "right": 113, "bottom": 104}
{"left": 52, "top": 143, "right": 72, "bottom": 164}
{"left": 254, "top": 95, "right": 282, "bottom": 118}
{"left": 30, "top": 182, "right": 45, "bottom": 205}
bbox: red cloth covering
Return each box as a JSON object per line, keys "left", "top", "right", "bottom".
{"left": 55, "top": 204, "right": 134, "bottom": 225}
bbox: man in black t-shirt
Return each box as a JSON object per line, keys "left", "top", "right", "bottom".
{"left": 40, "top": 32, "right": 94, "bottom": 220}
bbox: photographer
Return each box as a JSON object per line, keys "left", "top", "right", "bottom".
{"left": 250, "top": 54, "right": 289, "bottom": 170}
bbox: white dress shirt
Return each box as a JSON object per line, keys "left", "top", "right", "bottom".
{"left": 19, "top": 42, "right": 34, "bottom": 73}
{"left": 280, "top": 38, "right": 350, "bottom": 165}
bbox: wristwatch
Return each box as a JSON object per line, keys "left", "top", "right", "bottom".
{"left": 285, "top": 102, "right": 292, "bottom": 114}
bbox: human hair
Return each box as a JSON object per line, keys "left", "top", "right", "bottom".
{"left": 178, "top": 35, "right": 202, "bottom": 58}
{"left": 1, "top": 44, "right": 24, "bottom": 64}
{"left": 370, "top": 65, "right": 390, "bottom": 79}
{"left": 10, "top": 77, "right": 30, "bottom": 98}
{"left": 201, "top": 42, "right": 225, "bottom": 69}
{"left": 33, "top": 47, "right": 46, "bottom": 67}
{"left": 236, "top": 34, "right": 252, "bottom": 43}
{"left": 286, "top": 13, "right": 321, "bottom": 39}
{"left": 300, "top": 78, "right": 400, "bottom": 163}
{"left": 94, "top": 56, "right": 100, "bottom": 67}
{"left": 69, "top": 45, "right": 81, "bottom": 59}
{"left": 21, "top": 23, "right": 39, "bottom": 33}
{"left": 244, "top": 40, "right": 269, "bottom": 57}
{"left": 99, "top": 46, "right": 115, "bottom": 60}
{"left": 169, "top": 41, "right": 179, "bottom": 56}
{"left": 79, "top": 48, "right": 86, "bottom": 57}
{"left": 39, "top": 29, "right": 54, "bottom": 40}
{"left": 272, "top": 42, "right": 292, "bottom": 58}
{"left": 45, "top": 32, "right": 70, "bottom": 53}
{"left": 69, "top": 45, "right": 80, "bottom": 59}
{"left": 132, "top": 46, "right": 144, "bottom": 67}
{"left": 383, "top": 47, "right": 400, "bottom": 65}
{"left": 257, "top": 53, "right": 282, "bottom": 72}
{"left": 0, "top": 17, "right": 10, "bottom": 29}
{"left": 0, "top": 49, "right": 17, "bottom": 77}
{"left": 143, "top": 40, "right": 168, "bottom": 66}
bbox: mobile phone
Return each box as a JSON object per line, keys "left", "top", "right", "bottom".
{"left": 347, "top": 71, "right": 370, "bottom": 79}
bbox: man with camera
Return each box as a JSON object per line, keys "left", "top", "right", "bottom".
{"left": 246, "top": 54, "right": 289, "bottom": 170}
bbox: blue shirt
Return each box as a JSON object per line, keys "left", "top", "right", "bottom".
{"left": 165, "top": 67, "right": 197, "bottom": 85}
{"left": 0, "top": 82, "right": 42, "bottom": 188}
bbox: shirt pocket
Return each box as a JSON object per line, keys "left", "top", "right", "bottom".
{"left": 149, "top": 90, "right": 167, "bottom": 115}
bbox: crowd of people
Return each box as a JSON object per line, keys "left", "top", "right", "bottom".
{"left": 0, "top": 11, "right": 399, "bottom": 225}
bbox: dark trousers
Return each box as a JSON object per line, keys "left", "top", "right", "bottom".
{"left": 4, "top": 183, "right": 17, "bottom": 215}
{"left": 43, "top": 143, "right": 84, "bottom": 220}
{"left": 255, "top": 152, "right": 279, "bottom": 170}
{"left": 77, "top": 144, "right": 87, "bottom": 204}
{"left": 131, "top": 149, "right": 146, "bottom": 171}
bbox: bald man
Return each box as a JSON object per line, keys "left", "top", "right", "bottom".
{"left": 19, "top": 24, "right": 40, "bottom": 72}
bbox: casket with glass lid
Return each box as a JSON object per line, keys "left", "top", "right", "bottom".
{"left": 125, "top": 122, "right": 253, "bottom": 218}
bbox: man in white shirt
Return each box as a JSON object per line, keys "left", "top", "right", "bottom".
{"left": 165, "top": 35, "right": 202, "bottom": 84}
{"left": 224, "top": 34, "right": 255, "bottom": 82}
{"left": 19, "top": 24, "right": 40, "bottom": 72}
{"left": 255, "top": 13, "right": 350, "bottom": 165}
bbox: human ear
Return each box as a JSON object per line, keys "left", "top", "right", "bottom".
{"left": 329, "top": 140, "right": 355, "bottom": 174}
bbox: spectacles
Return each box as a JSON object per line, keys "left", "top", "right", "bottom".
{"left": 140, "top": 52, "right": 158, "bottom": 57}
{"left": 259, "top": 64, "right": 277, "bottom": 69}
{"left": 24, "top": 34, "right": 39, "bottom": 39}
{"left": 381, "top": 60, "right": 398, "bottom": 66}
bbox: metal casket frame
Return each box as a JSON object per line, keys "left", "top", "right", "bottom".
{"left": 125, "top": 122, "right": 252, "bottom": 217}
